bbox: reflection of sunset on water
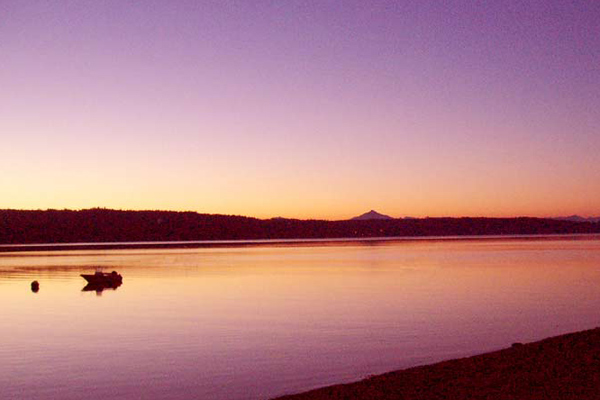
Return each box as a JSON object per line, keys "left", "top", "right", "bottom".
{"left": 1, "top": 237, "right": 600, "bottom": 399}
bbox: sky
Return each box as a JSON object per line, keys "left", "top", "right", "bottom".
{"left": 1, "top": 0, "right": 599, "bottom": 220}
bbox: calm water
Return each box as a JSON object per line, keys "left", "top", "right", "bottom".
{"left": 1, "top": 236, "right": 600, "bottom": 399}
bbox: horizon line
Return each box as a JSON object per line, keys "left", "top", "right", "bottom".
{"left": 1, "top": 207, "right": 598, "bottom": 222}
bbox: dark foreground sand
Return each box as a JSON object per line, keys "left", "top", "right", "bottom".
{"left": 274, "top": 328, "right": 600, "bottom": 400}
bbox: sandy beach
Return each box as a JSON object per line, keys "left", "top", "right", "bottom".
{"left": 274, "top": 328, "right": 600, "bottom": 400}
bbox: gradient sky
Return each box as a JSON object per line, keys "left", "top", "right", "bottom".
{"left": 1, "top": 1, "right": 599, "bottom": 219}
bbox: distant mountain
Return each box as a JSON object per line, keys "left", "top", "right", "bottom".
{"left": 554, "top": 215, "right": 600, "bottom": 223}
{"left": 351, "top": 210, "right": 394, "bottom": 221}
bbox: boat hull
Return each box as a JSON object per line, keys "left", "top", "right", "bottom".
{"left": 81, "top": 272, "right": 123, "bottom": 285}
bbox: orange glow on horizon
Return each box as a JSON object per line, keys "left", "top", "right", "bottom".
{"left": 1, "top": 2, "right": 598, "bottom": 221}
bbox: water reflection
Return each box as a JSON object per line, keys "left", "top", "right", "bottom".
{"left": 82, "top": 281, "right": 122, "bottom": 296}
{"left": 1, "top": 237, "right": 600, "bottom": 400}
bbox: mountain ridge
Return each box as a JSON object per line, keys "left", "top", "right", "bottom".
{"left": 553, "top": 215, "right": 600, "bottom": 223}
{"left": 350, "top": 210, "right": 394, "bottom": 221}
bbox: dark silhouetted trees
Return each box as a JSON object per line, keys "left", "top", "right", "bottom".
{"left": 0, "top": 209, "right": 599, "bottom": 245}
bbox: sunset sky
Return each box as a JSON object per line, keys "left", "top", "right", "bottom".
{"left": 1, "top": 1, "right": 599, "bottom": 220}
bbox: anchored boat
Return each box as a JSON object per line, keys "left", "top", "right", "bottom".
{"left": 81, "top": 270, "right": 123, "bottom": 285}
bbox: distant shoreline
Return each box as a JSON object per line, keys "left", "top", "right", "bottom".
{"left": 2, "top": 209, "right": 599, "bottom": 249}
{"left": 273, "top": 327, "right": 600, "bottom": 400}
{"left": 1, "top": 233, "right": 599, "bottom": 253}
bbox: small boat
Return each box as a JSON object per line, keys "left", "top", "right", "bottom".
{"left": 81, "top": 271, "right": 123, "bottom": 285}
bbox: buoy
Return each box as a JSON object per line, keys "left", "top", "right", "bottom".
{"left": 31, "top": 280, "right": 39, "bottom": 293}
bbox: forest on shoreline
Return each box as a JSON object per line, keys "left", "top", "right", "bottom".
{"left": 1, "top": 208, "right": 599, "bottom": 245}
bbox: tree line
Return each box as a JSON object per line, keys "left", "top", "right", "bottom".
{"left": 1, "top": 208, "right": 599, "bottom": 245}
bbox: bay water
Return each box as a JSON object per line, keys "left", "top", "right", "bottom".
{"left": 1, "top": 236, "right": 599, "bottom": 399}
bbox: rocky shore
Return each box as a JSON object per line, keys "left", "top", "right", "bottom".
{"left": 274, "top": 328, "right": 600, "bottom": 400}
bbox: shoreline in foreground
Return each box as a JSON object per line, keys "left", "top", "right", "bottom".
{"left": 273, "top": 327, "right": 600, "bottom": 400}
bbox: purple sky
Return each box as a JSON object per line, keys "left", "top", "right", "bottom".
{"left": 1, "top": 1, "right": 599, "bottom": 219}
